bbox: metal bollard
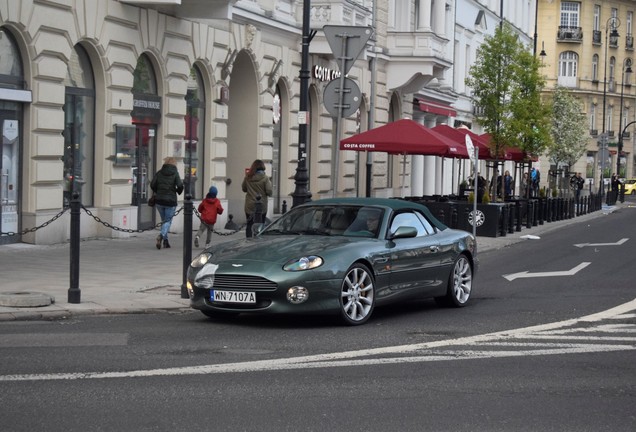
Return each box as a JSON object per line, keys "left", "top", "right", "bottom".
{"left": 438, "top": 209, "right": 445, "bottom": 225}
{"left": 451, "top": 206, "right": 458, "bottom": 229}
{"left": 181, "top": 194, "right": 193, "bottom": 299}
{"left": 515, "top": 201, "right": 522, "bottom": 232}
{"left": 68, "top": 191, "right": 81, "bottom": 304}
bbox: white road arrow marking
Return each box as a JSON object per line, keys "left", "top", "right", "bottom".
{"left": 574, "top": 238, "right": 629, "bottom": 248}
{"left": 503, "top": 262, "right": 591, "bottom": 282}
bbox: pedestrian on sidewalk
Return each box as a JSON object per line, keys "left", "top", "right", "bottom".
{"left": 242, "top": 159, "right": 273, "bottom": 238}
{"left": 195, "top": 186, "right": 224, "bottom": 248}
{"left": 150, "top": 157, "right": 184, "bottom": 249}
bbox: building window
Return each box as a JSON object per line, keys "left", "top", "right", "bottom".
{"left": 592, "top": 54, "right": 599, "bottom": 81}
{"left": 560, "top": 2, "right": 580, "bottom": 27}
{"left": 590, "top": 103, "right": 596, "bottom": 131}
{"left": 63, "top": 44, "right": 95, "bottom": 208}
{"left": 594, "top": 4, "right": 600, "bottom": 31}
{"left": 558, "top": 51, "right": 578, "bottom": 87}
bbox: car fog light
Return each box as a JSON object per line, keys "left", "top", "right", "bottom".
{"left": 286, "top": 286, "right": 309, "bottom": 304}
{"left": 186, "top": 281, "right": 194, "bottom": 298}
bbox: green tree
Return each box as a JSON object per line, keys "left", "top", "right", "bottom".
{"left": 548, "top": 86, "right": 588, "bottom": 169}
{"left": 466, "top": 24, "right": 552, "bottom": 162}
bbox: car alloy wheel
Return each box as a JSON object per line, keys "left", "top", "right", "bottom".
{"left": 339, "top": 263, "right": 375, "bottom": 325}
{"left": 437, "top": 254, "right": 472, "bottom": 307}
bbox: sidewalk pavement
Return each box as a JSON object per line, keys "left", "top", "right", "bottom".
{"left": 0, "top": 203, "right": 625, "bottom": 321}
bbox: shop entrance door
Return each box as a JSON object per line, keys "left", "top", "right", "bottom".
{"left": 0, "top": 109, "right": 21, "bottom": 245}
{"left": 132, "top": 124, "right": 156, "bottom": 230}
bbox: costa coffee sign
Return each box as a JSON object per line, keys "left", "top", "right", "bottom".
{"left": 313, "top": 65, "right": 341, "bottom": 82}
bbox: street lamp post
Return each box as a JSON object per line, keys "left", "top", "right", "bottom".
{"left": 601, "top": 17, "right": 620, "bottom": 196}
{"left": 291, "top": 0, "right": 314, "bottom": 207}
{"left": 617, "top": 58, "right": 632, "bottom": 178}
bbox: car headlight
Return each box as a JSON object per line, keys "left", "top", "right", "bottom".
{"left": 283, "top": 256, "right": 323, "bottom": 271}
{"left": 191, "top": 253, "right": 212, "bottom": 268}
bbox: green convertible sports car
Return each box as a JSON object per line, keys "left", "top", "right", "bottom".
{"left": 187, "top": 197, "right": 478, "bottom": 325}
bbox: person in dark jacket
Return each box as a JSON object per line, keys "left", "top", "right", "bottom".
{"left": 195, "top": 185, "right": 224, "bottom": 248}
{"left": 242, "top": 159, "right": 273, "bottom": 237}
{"left": 150, "top": 157, "right": 184, "bottom": 249}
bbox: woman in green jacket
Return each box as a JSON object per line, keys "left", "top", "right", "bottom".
{"left": 150, "top": 157, "right": 184, "bottom": 249}
{"left": 242, "top": 159, "right": 273, "bottom": 237}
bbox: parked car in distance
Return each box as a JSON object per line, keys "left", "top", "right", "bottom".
{"left": 623, "top": 178, "right": 636, "bottom": 195}
{"left": 187, "top": 197, "right": 478, "bottom": 325}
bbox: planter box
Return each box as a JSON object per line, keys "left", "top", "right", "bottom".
{"left": 453, "top": 203, "right": 504, "bottom": 237}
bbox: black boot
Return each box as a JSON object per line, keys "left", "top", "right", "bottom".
{"left": 163, "top": 239, "right": 171, "bottom": 249}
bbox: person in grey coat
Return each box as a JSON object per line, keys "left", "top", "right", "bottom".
{"left": 242, "top": 159, "right": 273, "bottom": 237}
{"left": 150, "top": 157, "right": 184, "bottom": 249}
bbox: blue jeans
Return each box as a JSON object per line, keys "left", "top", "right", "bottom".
{"left": 155, "top": 204, "right": 176, "bottom": 240}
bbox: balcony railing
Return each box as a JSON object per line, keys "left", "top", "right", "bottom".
{"left": 557, "top": 26, "right": 583, "bottom": 42}
{"left": 623, "top": 131, "right": 631, "bottom": 138}
{"left": 610, "top": 34, "right": 619, "bottom": 48}
{"left": 593, "top": 30, "right": 602, "bottom": 44}
{"left": 590, "top": 129, "right": 598, "bottom": 136}
{"left": 608, "top": 130, "right": 615, "bottom": 137}
{"left": 627, "top": 35, "right": 634, "bottom": 50}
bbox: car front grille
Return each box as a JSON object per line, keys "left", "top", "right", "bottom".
{"left": 200, "top": 274, "right": 278, "bottom": 291}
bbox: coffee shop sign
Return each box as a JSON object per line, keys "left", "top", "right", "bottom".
{"left": 313, "top": 65, "right": 341, "bottom": 82}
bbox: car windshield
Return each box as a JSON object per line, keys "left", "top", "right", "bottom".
{"left": 262, "top": 205, "right": 384, "bottom": 237}
{"left": 625, "top": 179, "right": 636, "bottom": 185}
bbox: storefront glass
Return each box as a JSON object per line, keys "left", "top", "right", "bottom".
{"left": 62, "top": 44, "right": 95, "bottom": 207}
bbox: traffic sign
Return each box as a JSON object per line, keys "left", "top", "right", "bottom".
{"left": 323, "top": 78, "right": 361, "bottom": 118}
{"left": 323, "top": 26, "right": 373, "bottom": 75}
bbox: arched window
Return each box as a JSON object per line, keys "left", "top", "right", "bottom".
{"left": 132, "top": 54, "right": 157, "bottom": 94}
{"left": 0, "top": 28, "right": 25, "bottom": 245}
{"left": 63, "top": 44, "right": 95, "bottom": 207}
{"left": 184, "top": 66, "right": 206, "bottom": 200}
{"left": 558, "top": 51, "right": 578, "bottom": 87}
{"left": 0, "top": 29, "right": 23, "bottom": 87}
{"left": 592, "top": 54, "right": 599, "bottom": 81}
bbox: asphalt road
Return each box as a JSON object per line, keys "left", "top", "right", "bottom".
{"left": 1, "top": 203, "right": 635, "bottom": 431}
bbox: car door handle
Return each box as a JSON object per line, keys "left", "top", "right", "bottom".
{"left": 429, "top": 246, "right": 439, "bottom": 253}
{"left": 375, "top": 256, "right": 389, "bottom": 264}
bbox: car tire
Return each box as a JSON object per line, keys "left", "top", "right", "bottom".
{"left": 435, "top": 254, "right": 473, "bottom": 308}
{"left": 339, "top": 263, "right": 375, "bottom": 325}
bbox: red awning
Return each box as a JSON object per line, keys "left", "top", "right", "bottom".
{"left": 418, "top": 100, "right": 457, "bottom": 117}
{"left": 339, "top": 119, "right": 468, "bottom": 158}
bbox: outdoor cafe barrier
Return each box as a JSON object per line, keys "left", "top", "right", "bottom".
{"left": 404, "top": 193, "right": 603, "bottom": 238}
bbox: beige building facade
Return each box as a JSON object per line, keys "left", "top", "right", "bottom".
{"left": 537, "top": 0, "right": 636, "bottom": 188}
{"left": 0, "top": 0, "right": 423, "bottom": 245}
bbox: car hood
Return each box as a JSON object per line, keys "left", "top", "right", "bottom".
{"left": 201, "top": 235, "right": 370, "bottom": 265}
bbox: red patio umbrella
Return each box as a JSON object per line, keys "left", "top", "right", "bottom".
{"left": 431, "top": 124, "right": 495, "bottom": 159}
{"left": 340, "top": 119, "right": 468, "bottom": 196}
{"left": 479, "top": 133, "right": 538, "bottom": 162}
{"left": 340, "top": 119, "right": 468, "bottom": 158}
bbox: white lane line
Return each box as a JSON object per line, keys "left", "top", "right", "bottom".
{"left": 1, "top": 298, "right": 635, "bottom": 382}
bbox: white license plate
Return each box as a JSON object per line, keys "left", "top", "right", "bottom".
{"left": 211, "top": 290, "right": 256, "bottom": 304}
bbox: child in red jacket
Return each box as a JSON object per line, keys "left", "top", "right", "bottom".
{"left": 195, "top": 186, "right": 224, "bottom": 248}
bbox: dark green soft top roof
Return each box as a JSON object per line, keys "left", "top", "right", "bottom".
{"left": 300, "top": 197, "right": 448, "bottom": 231}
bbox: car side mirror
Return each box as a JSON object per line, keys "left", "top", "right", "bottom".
{"left": 389, "top": 226, "right": 418, "bottom": 239}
